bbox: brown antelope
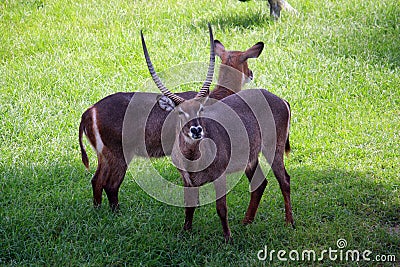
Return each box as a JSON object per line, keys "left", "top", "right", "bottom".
{"left": 79, "top": 25, "right": 264, "bottom": 210}
{"left": 141, "top": 29, "right": 294, "bottom": 243}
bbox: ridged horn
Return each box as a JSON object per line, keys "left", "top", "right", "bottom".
{"left": 196, "top": 23, "right": 215, "bottom": 99}
{"left": 141, "top": 30, "right": 185, "bottom": 105}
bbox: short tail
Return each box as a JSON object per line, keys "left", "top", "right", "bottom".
{"left": 284, "top": 99, "right": 291, "bottom": 157}
{"left": 285, "top": 134, "right": 291, "bottom": 157}
{"left": 79, "top": 119, "right": 89, "bottom": 170}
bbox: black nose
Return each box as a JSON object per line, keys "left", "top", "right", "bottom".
{"left": 190, "top": 126, "right": 203, "bottom": 139}
{"left": 190, "top": 126, "right": 202, "bottom": 134}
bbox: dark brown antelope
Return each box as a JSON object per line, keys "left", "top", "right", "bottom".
{"left": 142, "top": 29, "right": 294, "bottom": 243}
{"left": 79, "top": 25, "right": 264, "bottom": 210}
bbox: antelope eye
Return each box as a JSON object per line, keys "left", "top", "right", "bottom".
{"left": 177, "top": 108, "right": 185, "bottom": 116}
{"left": 198, "top": 104, "right": 205, "bottom": 113}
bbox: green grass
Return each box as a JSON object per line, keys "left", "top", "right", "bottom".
{"left": 1, "top": 0, "right": 399, "bottom": 265}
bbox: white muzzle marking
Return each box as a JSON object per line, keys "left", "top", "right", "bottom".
{"left": 189, "top": 125, "right": 204, "bottom": 140}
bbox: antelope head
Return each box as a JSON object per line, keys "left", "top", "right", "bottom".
{"left": 141, "top": 24, "right": 215, "bottom": 142}
{"left": 175, "top": 98, "right": 208, "bottom": 142}
{"left": 214, "top": 40, "right": 264, "bottom": 88}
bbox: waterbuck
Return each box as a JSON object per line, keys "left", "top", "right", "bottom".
{"left": 141, "top": 29, "right": 294, "bottom": 243}
{"left": 79, "top": 25, "right": 264, "bottom": 210}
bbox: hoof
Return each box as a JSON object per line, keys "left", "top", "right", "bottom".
{"left": 224, "top": 235, "right": 233, "bottom": 244}
{"left": 241, "top": 216, "right": 254, "bottom": 225}
{"left": 183, "top": 224, "right": 192, "bottom": 231}
{"left": 93, "top": 201, "right": 102, "bottom": 209}
{"left": 110, "top": 203, "right": 120, "bottom": 213}
{"left": 285, "top": 219, "right": 295, "bottom": 229}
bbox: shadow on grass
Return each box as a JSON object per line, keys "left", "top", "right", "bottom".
{"left": 1, "top": 162, "right": 398, "bottom": 227}
{"left": 287, "top": 166, "right": 399, "bottom": 227}
{"left": 209, "top": 12, "right": 272, "bottom": 30}
{"left": 193, "top": 5, "right": 273, "bottom": 31}
{"left": 1, "top": 162, "right": 399, "bottom": 265}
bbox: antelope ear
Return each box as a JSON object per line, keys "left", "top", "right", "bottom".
{"left": 157, "top": 95, "right": 176, "bottom": 112}
{"left": 214, "top": 40, "right": 225, "bottom": 58}
{"left": 240, "top": 42, "right": 264, "bottom": 61}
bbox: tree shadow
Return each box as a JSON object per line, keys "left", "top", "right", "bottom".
{"left": 1, "top": 161, "right": 399, "bottom": 263}
{"left": 191, "top": 1, "right": 275, "bottom": 32}
{"left": 228, "top": 162, "right": 399, "bottom": 235}
{"left": 206, "top": 10, "right": 273, "bottom": 31}
{"left": 1, "top": 161, "right": 398, "bottom": 228}
{"left": 286, "top": 166, "right": 399, "bottom": 227}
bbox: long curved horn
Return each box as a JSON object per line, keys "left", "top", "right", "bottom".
{"left": 141, "top": 31, "right": 185, "bottom": 105}
{"left": 196, "top": 23, "right": 215, "bottom": 98}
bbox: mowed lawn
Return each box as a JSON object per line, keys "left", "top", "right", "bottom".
{"left": 1, "top": 0, "right": 399, "bottom": 266}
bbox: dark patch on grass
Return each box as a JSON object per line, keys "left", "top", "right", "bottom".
{"left": 1, "top": 162, "right": 398, "bottom": 265}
